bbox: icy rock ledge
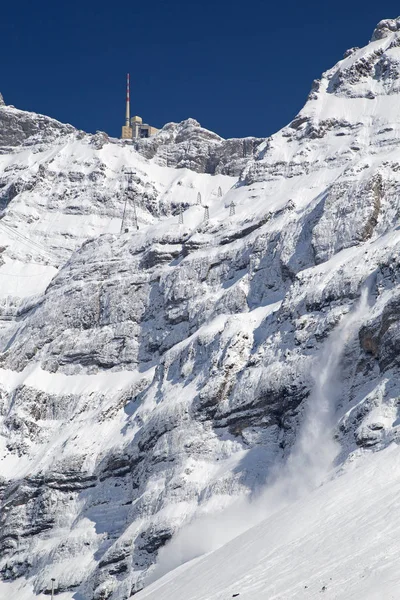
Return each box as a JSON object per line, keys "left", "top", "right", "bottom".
{"left": 371, "top": 17, "right": 400, "bottom": 41}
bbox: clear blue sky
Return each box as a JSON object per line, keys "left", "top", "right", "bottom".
{"left": 2, "top": 1, "right": 398, "bottom": 139}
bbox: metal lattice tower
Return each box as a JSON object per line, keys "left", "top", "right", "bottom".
{"left": 204, "top": 205, "right": 210, "bottom": 222}
{"left": 51, "top": 578, "right": 56, "bottom": 600}
{"left": 120, "top": 195, "right": 129, "bottom": 233}
{"left": 121, "top": 171, "right": 139, "bottom": 232}
{"left": 178, "top": 206, "right": 184, "bottom": 224}
{"left": 132, "top": 195, "right": 139, "bottom": 230}
{"left": 229, "top": 201, "right": 236, "bottom": 216}
{"left": 197, "top": 192, "right": 202, "bottom": 205}
{"left": 218, "top": 186, "right": 222, "bottom": 197}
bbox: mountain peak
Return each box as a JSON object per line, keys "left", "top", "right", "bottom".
{"left": 371, "top": 17, "right": 400, "bottom": 41}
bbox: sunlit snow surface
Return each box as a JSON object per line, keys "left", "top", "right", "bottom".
{"left": 137, "top": 445, "right": 400, "bottom": 600}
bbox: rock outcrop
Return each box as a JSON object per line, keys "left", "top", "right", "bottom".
{"left": 371, "top": 16, "right": 400, "bottom": 41}
{"left": 0, "top": 105, "right": 75, "bottom": 148}
{"left": 135, "top": 118, "right": 263, "bottom": 176}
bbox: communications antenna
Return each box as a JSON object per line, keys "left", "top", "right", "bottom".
{"left": 204, "top": 206, "right": 209, "bottom": 222}
{"left": 197, "top": 192, "right": 202, "bottom": 205}
{"left": 178, "top": 206, "right": 184, "bottom": 225}
{"left": 125, "top": 74, "right": 130, "bottom": 127}
{"left": 229, "top": 201, "right": 236, "bottom": 216}
{"left": 218, "top": 186, "right": 222, "bottom": 197}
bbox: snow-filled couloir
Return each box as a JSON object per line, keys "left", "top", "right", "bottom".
{"left": 2, "top": 16, "right": 400, "bottom": 600}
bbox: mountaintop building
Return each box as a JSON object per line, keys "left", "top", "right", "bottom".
{"left": 121, "top": 74, "right": 159, "bottom": 140}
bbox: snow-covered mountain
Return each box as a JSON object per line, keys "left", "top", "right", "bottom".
{"left": 2, "top": 16, "right": 400, "bottom": 600}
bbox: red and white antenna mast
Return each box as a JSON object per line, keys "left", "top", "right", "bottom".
{"left": 125, "top": 73, "right": 130, "bottom": 127}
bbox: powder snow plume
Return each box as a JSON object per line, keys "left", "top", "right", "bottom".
{"left": 149, "top": 287, "right": 371, "bottom": 583}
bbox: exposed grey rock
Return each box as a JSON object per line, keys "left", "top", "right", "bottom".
{"left": 371, "top": 17, "right": 400, "bottom": 41}
{"left": 0, "top": 106, "right": 74, "bottom": 147}
{"left": 135, "top": 119, "right": 263, "bottom": 175}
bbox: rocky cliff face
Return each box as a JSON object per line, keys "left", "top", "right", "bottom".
{"left": 0, "top": 103, "right": 75, "bottom": 148}
{"left": 2, "top": 17, "right": 400, "bottom": 600}
{"left": 135, "top": 118, "right": 263, "bottom": 176}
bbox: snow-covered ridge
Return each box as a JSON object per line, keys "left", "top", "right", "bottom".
{"left": 2, "top": 16, "right": 400, "bottom": 600}
{"left": 134, "top": 118, "right": 263, "bottom": 175}
{"left": 371, "top": 16, "right": 400, "bottom": 40}
{"left": 0, "top": 103, "right": 75, "bottom": 148}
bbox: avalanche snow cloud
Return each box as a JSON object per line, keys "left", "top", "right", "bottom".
{"left": 2, "top": 15, "right": 400, "bottom": 600}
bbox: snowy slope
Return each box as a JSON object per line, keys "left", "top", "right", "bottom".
{"left": 2, "top": 15, "right": 400, "bottom": 600}
{"left": 0, "top": 108, "right": 243, "bottom": 302}
{"left": 137, "top": 444, "right": 400, "bottom": 600}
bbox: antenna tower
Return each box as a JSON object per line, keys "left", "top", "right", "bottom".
{"left": 125, "top": 74, "right": 130, "bottom": 127}
{"left": 229, "top": 201, "right": 236, "bottom": 216}
{"left": 204, "top": 206, "right": 209, "bottom": 222}
{"left": 197, "top": 192, "right": 202, "bottom": 205}
{"left": 178, "top": 206, "right": 184, "bottom": 224}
